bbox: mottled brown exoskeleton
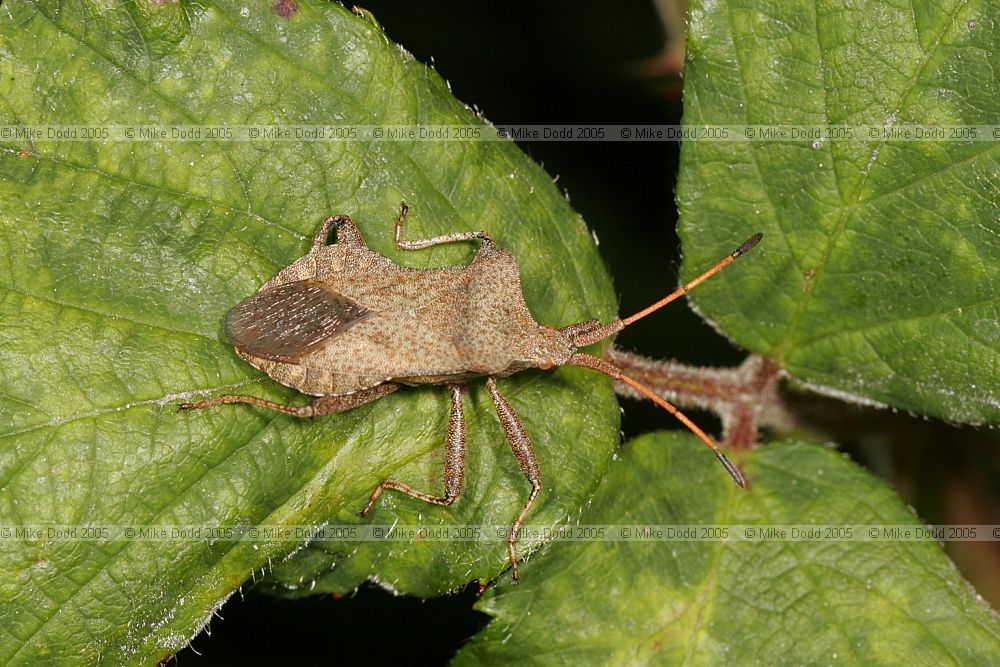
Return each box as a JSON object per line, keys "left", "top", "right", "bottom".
{"left": 181, "top": 203, "right": 761, "bottom": 582}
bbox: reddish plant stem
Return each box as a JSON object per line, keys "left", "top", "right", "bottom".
{"left": 602, "top": 346, "right": 793, "bottom": 449}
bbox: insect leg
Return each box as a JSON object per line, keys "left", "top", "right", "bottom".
{"left": 179, "top": 383, "right": 399, "bottom": 417}
{"left": 393, "top": 201, "right": 495, "bottom": 252}
{"left": 311, "top": 214, "right": 367, "bottom": 253}
{"left": 358, "top": 384, "right": 468, "bottom": 515}
{"left": 486, "top": 377, "right": 540, "bottom": 584}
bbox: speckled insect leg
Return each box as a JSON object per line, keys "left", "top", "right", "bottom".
{"left": 393, "top": 202, "right": 495, "bottom": 252}
{"left": 312, "top": 214, "right": 367, "bottom": 253}
{"left": 179, "top": 383, "right": 399, "bottom": 417}
{"left": 358, "top": 384, "right": 468, "bottom": 516}
{"left": 486, "top": 376, "right": 540, "bottom": 584}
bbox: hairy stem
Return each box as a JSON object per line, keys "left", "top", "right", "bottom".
{"left": 603, "top": 347, "right": 793, "bottom": 449}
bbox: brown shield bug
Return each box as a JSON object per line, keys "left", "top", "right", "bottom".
{"left": 181, "top": 203, "right": 761, "bottom": 582}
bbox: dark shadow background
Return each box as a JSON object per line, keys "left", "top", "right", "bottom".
{"left": 177, "top": 1, "right": 1000, "bottom": 663}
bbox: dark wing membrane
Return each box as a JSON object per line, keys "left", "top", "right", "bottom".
{"left": 225, "top": 279, "right": 373, "bottom": 363}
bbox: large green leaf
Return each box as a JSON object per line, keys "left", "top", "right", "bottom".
{"left": 457, "top": 433, "right": 1000, "bottom": 665}
{"left": 0, "top": 1, "right": 619, "bottom": 663}
{"left": 677, "top": 0, "right": 1000, "bottom": 423}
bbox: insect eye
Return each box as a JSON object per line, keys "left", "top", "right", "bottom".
{"left": 538, "top": 359, "right": 553, "bottom": 370}
{"left": 543, "top": 324, "right": 556, "bottom": 331}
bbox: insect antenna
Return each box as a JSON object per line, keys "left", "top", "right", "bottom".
{"left": 569, "top": 232, "right": 763, "bottom": 348}
{"left": 568, "top": 352, "right": 745, "bottom": 487}
{"left": 563, "top": 232, "right": 763, "bottom": 487}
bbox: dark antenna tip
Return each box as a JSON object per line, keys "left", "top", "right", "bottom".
{"left": 716, "top": 451, "right": 746, "bottom": 488}
{"left": 733, "top": 232, "right": 764, "bottom": 258}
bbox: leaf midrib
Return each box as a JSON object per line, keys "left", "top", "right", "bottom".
{"left": 769, "top": 0, "right": 977, "bottom": 360}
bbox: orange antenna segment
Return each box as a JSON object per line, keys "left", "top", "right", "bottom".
{"left": 572, "top": 233, "right": 762, "bottom": 348}
{"left": 569, "top": 353, "right": 746, "bottom": 487}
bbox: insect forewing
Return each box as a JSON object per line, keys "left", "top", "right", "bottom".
{"left": 225, "top": 279, "right": 373, "bottom": 363}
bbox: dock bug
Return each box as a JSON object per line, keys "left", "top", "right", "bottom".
{"left": 181, "top": 203, "right": 762, "bottom": 582}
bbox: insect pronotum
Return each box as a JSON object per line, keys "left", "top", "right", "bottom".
{"left": 180, "top": 203, "right": 762, "bottom": 582}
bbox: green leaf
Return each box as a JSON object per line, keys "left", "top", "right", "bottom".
{"left": 0, "top": 1, "right": 619, "bottom": 663}
{"left": 677, "top": 0, "right": 1000, "bottom": 423}
{"left": 457, "top": 433, "right": 1000, "bottom": 665}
